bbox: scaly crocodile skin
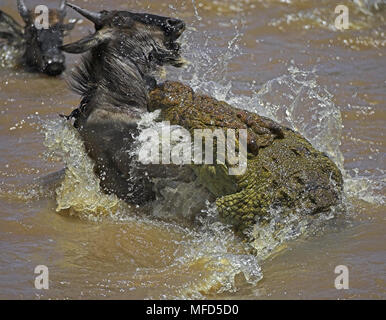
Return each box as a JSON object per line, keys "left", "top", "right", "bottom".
{"left": 149, "top": 81, "right": 343, "bottom": 236}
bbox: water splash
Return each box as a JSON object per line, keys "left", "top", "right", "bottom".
{"left": 0, "top": 42, "right": 23, "bottom": 69}
{"left": 131, "top": 204, "right": 263, "bottom": 299}
{"left": 175, "top": 11, "right": 245, "bottom": 98}
{"left": 344, "top": 168, "right": 386, "bottom": 206}
{"left": 191, "top": 0, "right": 202, "bottom": 21}
{"left": 43, "top": 118, "right": 124, "bottom": 219}
{"left": 256, "top": 66, "right": 345, "bottom": 171}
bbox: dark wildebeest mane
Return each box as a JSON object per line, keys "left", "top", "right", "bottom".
{"left": 66, "top": 9, "right": 185, "bottom": 122}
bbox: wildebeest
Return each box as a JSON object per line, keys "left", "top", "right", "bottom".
{"left": 62, "top": 3, "right": 186, "bottom": 204}
{"left": 0, "top": 0, "right": 75, "bottom": 76}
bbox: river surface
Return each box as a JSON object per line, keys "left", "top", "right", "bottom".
{"left": 0, "top": 0, "right": 385, "bottom": 299}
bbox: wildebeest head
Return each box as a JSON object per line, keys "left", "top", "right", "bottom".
{"left": 17, "top": 0, "right": 75, "bottom": 76}
{"left": 62, "top": 3, "right": 186, "bottom": 73}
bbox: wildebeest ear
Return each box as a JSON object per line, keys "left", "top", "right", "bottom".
{"left": 61, "top": 32, "right": 107, "bottom": 53}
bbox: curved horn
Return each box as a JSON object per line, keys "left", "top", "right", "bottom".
{"left": 17, "top": 0, "right": 30, "bottom": 23}
{"left": 67, "top": 3, "right": 102, "bottom": 25}
{"left": 59, "top": 0, "right": 67, "bottom": 20}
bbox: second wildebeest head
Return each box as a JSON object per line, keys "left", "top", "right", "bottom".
{"left": 16, "top": 0, "right": 75, "bottom": 75}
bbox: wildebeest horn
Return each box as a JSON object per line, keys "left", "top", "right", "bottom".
{"left": 67, "top": 3, "right": 102, "bottom": 25}
{"left": 17, "top": 0, "right": 30, "bottom": 23}
{"left": 59, "top": 0, "right": 67, "bottom": 20}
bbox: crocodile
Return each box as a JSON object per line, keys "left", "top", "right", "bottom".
{"left": 148, "top": 81, "right": 344, "bottom": 236}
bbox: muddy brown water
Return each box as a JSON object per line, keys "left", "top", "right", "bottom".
{"left": 0, "top": 0, "right": 385, "bottom": 299}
